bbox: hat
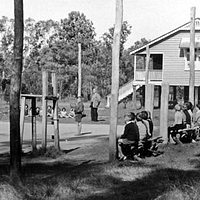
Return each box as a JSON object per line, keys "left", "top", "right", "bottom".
{"left": 174, "top": 104, "right": 181, "bottom": 111}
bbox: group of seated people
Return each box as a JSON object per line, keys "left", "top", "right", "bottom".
{"left": 24, "top": 104, "right": 75, "bottom": 119}
{"left": 118, "top": 110, "right": 154, "bottom": 161}
{"left": 168, "top": 101, "right": 200, "bottom": 144}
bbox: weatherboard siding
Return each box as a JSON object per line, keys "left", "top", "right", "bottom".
{"left": 138, "top": 31, "right": 200, "bottom": 86}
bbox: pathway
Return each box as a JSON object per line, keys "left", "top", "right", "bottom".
{"left": 0, "top": 121, "right": 124, "bottom": 154}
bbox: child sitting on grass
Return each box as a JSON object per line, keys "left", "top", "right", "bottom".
{"left": 118, "top": 112, "right": 140, "bottom": 161}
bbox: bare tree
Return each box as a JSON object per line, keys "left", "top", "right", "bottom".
{"left": 109, "top": 0, "right": 123, "bottom": 161}
{"left": 10, "top": 0, "right": 24, "bottom": 181}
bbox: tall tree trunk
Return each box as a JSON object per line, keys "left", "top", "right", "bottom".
{"left": 10, "top": 0, "right": 24, "bottom": 181}
{"left": 109, "top": 0, "right": 123, "bottom": 161}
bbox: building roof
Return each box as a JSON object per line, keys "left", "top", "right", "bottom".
{"left": 130, "top": 18, "right": 200, "bottom": 55}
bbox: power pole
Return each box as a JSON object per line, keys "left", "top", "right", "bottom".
{"left": 10, "top": 0, "right": 23, "bottom": 182}
{"left": 189, "top": 7, "right": 196, "bottom": 104}
{"left": 78, "top": 43, "right": 82, "bottom": 97}
{"left": 109, "top": 0, "right": 123, "bottom": 161}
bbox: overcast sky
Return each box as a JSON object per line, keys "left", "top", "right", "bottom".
{"left": 1, "top": 0, "right": 200, "bottom": 48}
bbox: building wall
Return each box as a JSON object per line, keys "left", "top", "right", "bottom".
{"left": 140, "top": 31, "right": 200, "bottom": 86}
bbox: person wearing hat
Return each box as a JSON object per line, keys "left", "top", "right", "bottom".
{"left": 74, "top": 96, "right": 84, "bottom": 135}
{"left": 118, "top": 112, "right": 140, "bottom": 161}
{"left": 168, "top": 104, "right": 185, "bottom": 144}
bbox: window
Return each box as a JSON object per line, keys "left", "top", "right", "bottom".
{"left": 150, "top": 54, "right": 163, "bottom": 70}
{"left": 136, "top": 54, "right": 163, "bottom": 70}
{"left": 183, "top": 48, "right": 200, "bottom": 70}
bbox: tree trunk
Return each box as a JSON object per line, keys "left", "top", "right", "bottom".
{"left": 109, "top": 0, "right": 123, "bottom": 161}
{"left": 10, "top": 0, "right": 24, "bottom": 181}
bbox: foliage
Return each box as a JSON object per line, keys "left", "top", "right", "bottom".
{"left": 0, "top": 14, "right": 149, "bottom": 99}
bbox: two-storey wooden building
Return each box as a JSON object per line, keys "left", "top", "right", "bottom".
{"left": 130, "top": 18, "right": 200, "bottom": 107}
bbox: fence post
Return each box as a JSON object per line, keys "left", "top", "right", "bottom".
{"left": 20, "top": 96, "right": 26, "bottom": 146}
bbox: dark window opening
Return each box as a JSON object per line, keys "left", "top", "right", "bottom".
{"left": 136, "top": 54, "right": 163, "bottom": 70}
{"left": 150, "top": 54, "right": 163, "bottom": 70}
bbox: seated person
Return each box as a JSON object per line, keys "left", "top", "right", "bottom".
{"left": 136, "top": 112, "right": 151, "bottom": 142}
{"left": 35, "top": 107, "right": 40, "bottom": 116}
{"left": 67, "top": 108, "right": 75, "bottom": 118}
{"left": 182, "top": 103, "right": 192, "bottom": 129}
{"left": 29, "top": 107, "right": 32, "bottom": 117}
{"left": 25, "top": 104, "right": 29, "bottom": 116}
{"left": 168, "top": 104, "right": 185, "bottom": 144}
{"left": 141, "top": 110, "right": 153, "bottom": 137}
{"left": 47, "top": 105, "right": 53, "bottom": 117}
{"left": 118, "top": 112, "right": 140, "bottom": 161}
{"left": 59, "top": 107, "right": 68, "bottom": 118}
{"left": 195, "top": 104, "right": 200, "bottom": 126}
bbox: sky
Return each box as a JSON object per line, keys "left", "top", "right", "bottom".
{"left": 1, "top": 0, "right": 200, "bottom": 48}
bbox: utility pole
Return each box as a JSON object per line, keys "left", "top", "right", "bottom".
{"left": 189, "top": 7, "right": 196, "bottom": 104}
{"left": 109, "top": 0, "right": 123, "bottom": 161}
{"left": 78, "top": 43, "right": 82, "bottom": 97}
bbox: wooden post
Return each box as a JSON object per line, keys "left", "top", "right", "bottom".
{"left": 20, "top": 97, "right": 26, "bottom": 146}
{"left": 42, "top": 70, "right": 48, "bottom": 149}
{"left": 189, "top": 7, "right": 196, "bottom": 105}
{"left": 32, "top": 97, "right": 37, "bottom": 151}
{"left": 145, "top": 45, "right": 151, "bottom": 110}
{"left": 132, "top": 85, "right": 137, "bottom": 109}
{"left": 109, "top": 0, "right": 123, "bottom": 161}
{"left": 160, "top": 82, "right": 169, "bottom": 143}
{"left": 78, "top": 43, "right": 82, "bottom": 97}
{"left": 52, "top": 72, "right": 60, "bottom": 149}
{"left": 145, "top": 84, "right": 154, "bottom": 119}
{"left": 145, "top": 45, "right": 150, "bottom": 86}
{"left": 195, "top": 86, "right": 199, "bottom": 105}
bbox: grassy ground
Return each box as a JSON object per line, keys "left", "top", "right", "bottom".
{"left": 0, "top": 98, "right": 190, "bottom": 200}
{"left": 1, "top": 138, "right": 200, "bottom": 199}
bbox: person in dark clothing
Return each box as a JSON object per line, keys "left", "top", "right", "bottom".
{"left": 182, "top": 103, "right": 191, "bottom": 128}
{"left": 118, "top": 112, "right": 140, "bottom": 161}
{"left": 90, "top": 88, "right": 101, "bottom": 121}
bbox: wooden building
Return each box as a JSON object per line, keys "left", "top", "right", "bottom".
{"left": 130, "top": 18, "right": 200, "bottom": 107}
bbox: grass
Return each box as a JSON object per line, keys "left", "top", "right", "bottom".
{"left": 0, "top": 98, "right": 195, "bottom": 200}
{"left": 1, "top": 138, "right": 200, "bottom": 199}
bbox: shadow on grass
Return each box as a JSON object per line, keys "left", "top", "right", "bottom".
{"left": 1, "top": 139, "right": 200, "bottom": 199}
{"left": 80, "top": 165, "right": 200, "bottom": 200}
{"left": 17, "top": 160, "right": 200, "bottom": 200}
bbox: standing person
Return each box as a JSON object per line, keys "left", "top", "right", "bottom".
{"left": 90, "top": 88, "right": 101, "bottom": 121}
{"left": 74, "top": 96, "right": 84, "bottom": 135}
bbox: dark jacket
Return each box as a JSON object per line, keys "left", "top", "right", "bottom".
{"left": 120, "top": 121, "right": 139, "bottom": 141}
